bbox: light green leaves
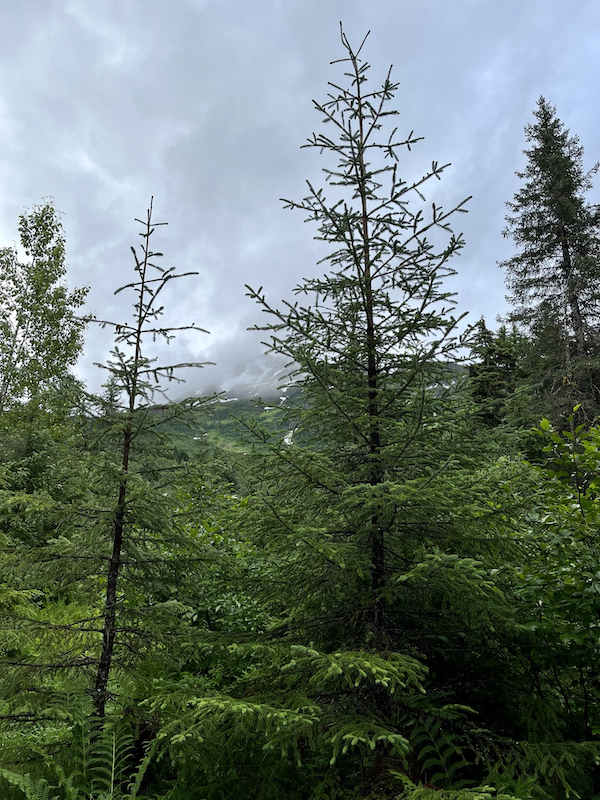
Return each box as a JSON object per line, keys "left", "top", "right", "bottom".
{"left": 0, "top": 202, "right": 89, "bottom": 414}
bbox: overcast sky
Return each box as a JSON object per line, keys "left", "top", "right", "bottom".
{"left": 0, "top": 0, "right": 598, "bottom": 396}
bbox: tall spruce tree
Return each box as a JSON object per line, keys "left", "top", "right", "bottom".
{"left": 500, "top": 97, "right": 600, "bottom": 420}
{"left": 90, "top": 200, "right": 213, "bottom": 718}
{"left": 146, "top": 29, "right": 569, "bottom": 799}
{"left": 245, "top": 29, "right": 474, "bottom": 648}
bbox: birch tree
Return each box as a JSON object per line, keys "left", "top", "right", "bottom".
{"left": 0, "top": 202, "right": 89, "bottom": 414}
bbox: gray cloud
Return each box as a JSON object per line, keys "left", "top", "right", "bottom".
{"left": 0, "top": 0, "right": 598, "bottom": 395}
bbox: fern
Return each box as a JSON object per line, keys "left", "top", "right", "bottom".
{"left": 125, "top": 737, "right": 158, "bottom": 799}
{"left": 88, "top": 723, "right": 134, "bottom": 798}
{"left": 392, "top": 772, "right": 526, "bottom": 800}
{"left": 0, "top": 769, "right": 60, "bottom": 800}
{"left": 480, "top": 739, "right": 599, "bottom": 800}
{"left": 0, "top": 722, "right": 159, "bottom": 800}
{"left": 407, "top": 711, "right": 473, "bottom": 790}
{"left": 46, "top": 716, "right": 149, "bottom": 800}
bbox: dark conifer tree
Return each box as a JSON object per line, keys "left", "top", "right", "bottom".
{"left": 467, "top": 317, "right": 519, "bottom": 427}
{"left": 500, "top": 97, "right": 600, "bottom": 420}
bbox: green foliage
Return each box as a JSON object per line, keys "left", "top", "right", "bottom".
{"left": 3, "top": 29, "right": 600, "bottom": 800}
{"left": 503, "top": 416, "right": 600, "bottom": 746}
{"left": 0, "top": 716, "right": 158, "bottom": 799}
{"left": 466, "top": 318, "right": 520, "bottom": 427}
{"left": 0, "top": 202, "right": 89, "bottom": 414}
{"left": 392, "top": 773, "right": 525, "bottom": 800}
{"left": 140, "top": 643, "right": 429, "bottom": 798}
{"left": 0, "top": 770, "right": 60, "bottom": 800}
{"left": 500, "top": 97, "right": 600, "bottom": 422}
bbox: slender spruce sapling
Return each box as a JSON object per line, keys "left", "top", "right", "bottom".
{"left": 92, "top": 199, "right": 211, "bottom": 718}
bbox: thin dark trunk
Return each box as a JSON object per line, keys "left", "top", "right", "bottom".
{"left": 93, "top": 450, "right": 129, "bottom": 718}
{"left": 93, "top": 412, "right": 134, "bottom": 717}
{"left": 352, "top": 48, "right": 385, "bottom": 642}
{"left": 559, "top": 223, "right": 586, "bottom": 358}
{"left": 93, "top": 217, "right": 147, "bottom": 717}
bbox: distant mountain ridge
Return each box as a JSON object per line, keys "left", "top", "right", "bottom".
{"left": 179, "top": 353, "right": 293, "bottom": 403}
{"left": 182, "top": 354, "right": 467, "bottom": 404}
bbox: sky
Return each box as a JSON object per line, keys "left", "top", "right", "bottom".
{"left": 0, "top": 0, "right": 598, "bottom": 397}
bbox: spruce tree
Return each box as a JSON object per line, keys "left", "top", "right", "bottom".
{"left": 500, "top": 97, "right": 600, "bottom": 420}
{"left": 89, "top": 200, "right": 212, "bottom": 718}
{"left": 148, "top": 29, "right": 544, "bottom": 798}
{"left": 246, "top": 27, "right": 474, "bottom": 649}
{"left": 0, "top": 200, "right": 218, "bottom": 765}
{"left": 466, "top": 317, "right": 519, "bottom": 427}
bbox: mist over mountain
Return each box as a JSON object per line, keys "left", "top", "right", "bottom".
{"left": 177, "top": 352, "right": 468, "bottom": 404}
{"left": 179, "top": 352, "right": 293, "bottom": 402}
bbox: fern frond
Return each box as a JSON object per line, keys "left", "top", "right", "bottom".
{"left": 126, "top": 737, "right": 159, "bottom": 798}
{"left": 88, "top": 721, "right": 135, "bottom": 797}
{"left": 407, "top": 712, "right": 473, "bottom": 790}
{"left": 392, "top": 771, "right": 527, "bottom": 800}
{"left": 0, "top": 769, "right": 60, "bottom": 800}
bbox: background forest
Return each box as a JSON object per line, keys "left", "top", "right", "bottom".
{"left": 1, "top": 30, "right": 600, "bottom": 800}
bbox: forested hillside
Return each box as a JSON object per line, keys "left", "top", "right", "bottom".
{"left": 2, "top": 30, "right": 600, "bottom": 800}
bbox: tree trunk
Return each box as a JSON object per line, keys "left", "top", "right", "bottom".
{"left": 93, "top": 422, "right": 132, "bottom": 718}
{"left": 559, "top": 223, "right": 586, "bottom": 358}
{"left": 353, "top": 52, "right": 385, "bottom": 644}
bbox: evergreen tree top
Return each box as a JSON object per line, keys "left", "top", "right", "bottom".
{"left": 505, "top": 96, "right": 599, "bottom": 251}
